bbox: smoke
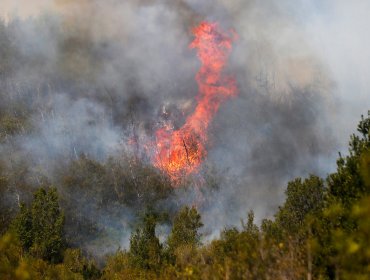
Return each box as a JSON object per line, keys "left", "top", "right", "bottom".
{"left": 303, "top": 0, "right": 370, "bottom": 145}
{"left": 21, "top": 95, "right": 121, "bottom": 167}
{"left": 1, "top": 0, "right": 369, "bottom": 253}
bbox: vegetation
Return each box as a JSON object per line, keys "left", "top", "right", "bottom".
{"left": 0, "top": 16, "right": 369, "bottom": 279}
{"left": 0, "top": 112, "right": 368, "bottom": 279}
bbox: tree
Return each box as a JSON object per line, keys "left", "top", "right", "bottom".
{"left": 276, "top": 175, "right": 325, "bottom": 235}
{"left": 13, "top": 187, "right": 65, "bottom": 263}
{"left": 0, "top": 233, "right": 24, "bottom": 279}
{"left": 167, "top": 206, "right": 203, "bottom": 254}
{"left": 58, "top": 156, "right": 174, "bottom": 249}
{"left": 129, "top": 213, "right": 162, "bottom": 271}
{"left": 328, "top": 113, "right": 370, "bottom": 207}
{"left": 0, "top": 162, "right": 12, "bottom": 235}
{"left": 203, "top": 212, "right": 266, "bottom": 279}
{"left": 63, "top": 248, "right": 101, "bottom": 279}
{"left": 13, "top": 203, "right": 33, "bottom": 251}
{"left": 315, "top": 112, "right": 370, "bottom": 278}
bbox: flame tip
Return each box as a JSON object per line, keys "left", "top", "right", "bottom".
{"left": 148, "top": 22, "right": 238, "bottom": 184}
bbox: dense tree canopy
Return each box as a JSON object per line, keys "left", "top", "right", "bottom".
{"left": 1, "top": 111, "right": 369, "bottom": 279}
{"left": 13, "top": 187, "right": 65, "bottom": 263}
{"left": 167, "top": 206, "right": 203, "bottom": 253}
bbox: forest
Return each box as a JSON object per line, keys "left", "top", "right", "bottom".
{"left": 1, "top": 2, "right": 370, "bottom": 280}
{"left": 1, "top": 111, "right": 369, "bottom": 279}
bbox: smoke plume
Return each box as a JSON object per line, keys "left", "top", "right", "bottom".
{"left": 1, "top": 0, "right": 369, "bottom": 255}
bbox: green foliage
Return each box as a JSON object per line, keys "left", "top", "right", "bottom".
{"left": 0, "top": 162, "right": 12, "bottom": 235}
{"left": 13, "top": 187, "right": 65, "bottom": 263}
{"left": 276, "top": 175, "right": 325, "bottom": 235}
{"left": 0, "top": 233, "right": 85, "bottom": 280}
{"left": 30, "top": 188, "right": 65, "bottom": 263}
{"left": 314, "top": 113, "right": 370, "bottom": 278}
{"left": 102, "top": 250, "right": 158, "bottom": 280}
{"left": 129, "top": 213, "right": 162, "bottom": 271}
{"left": 0, "top": 233, "right": 23, "bottom": 280}
{"left": 328, "top": 113, "right": 370, "bottom": 207}
{"left": 63, "top": 249, "right": 101, "bottom": 280}
{"left": 205, "top": 212, "right": 266, "bottom": 279}
{"left": 167, "top": 206, "right": 203, "bottom": 254}
{"left": 13, "top": 203, "right": 33, "bottom": 251}
{"left": 360, "top": 149, "right": 370, "bottom": 188}
{"left": 342, "top": 196, "right": 370, "bottom": 278}
{"left": 104, "top": 157, "right": 173, "bottom": 209}
{"left": 59, "top": 151, "right": 173, "bottom": 211}
{"left": 102, "top": 250, "right": 130, "bottom": 278}
{"left": 58, "top": 155, "right": 173, "bottom": 248}
{"left": 1, "top": 108, "right": 370, "bottom": 279}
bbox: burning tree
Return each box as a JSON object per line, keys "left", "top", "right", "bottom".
{"left": 151, "top": 22, "right": 238, "bottom": 183}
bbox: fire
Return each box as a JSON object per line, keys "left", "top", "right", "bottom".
{"left": 153, "top": 22, "right": 238, "bottom": 182}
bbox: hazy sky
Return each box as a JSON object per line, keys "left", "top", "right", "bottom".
{"left": 1, "top": 0, "right": 368, "bottom": 129}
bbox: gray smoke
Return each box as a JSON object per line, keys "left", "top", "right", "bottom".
{"left": 1, "top": 0, "right": 369, "bottom": 253}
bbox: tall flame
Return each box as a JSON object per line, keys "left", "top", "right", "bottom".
{"left": 153, "top": 22, "right": 238, "bottom": 182}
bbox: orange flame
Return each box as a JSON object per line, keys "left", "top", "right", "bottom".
{"left": 153, "top": 22, "right": 238, "bottom": 182}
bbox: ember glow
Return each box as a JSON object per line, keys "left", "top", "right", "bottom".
{"left": 153, "top": 22, "right": 238, "bottom": 182}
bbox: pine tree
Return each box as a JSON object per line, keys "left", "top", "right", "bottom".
{"left": 129, "top": 213, "right": 162, "bottom": 271}
{"left": 13, "top": 187, "right": 65, "bottom": 263}
{"left": 167, "top": 206, "right": 203, "bottom": 254}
